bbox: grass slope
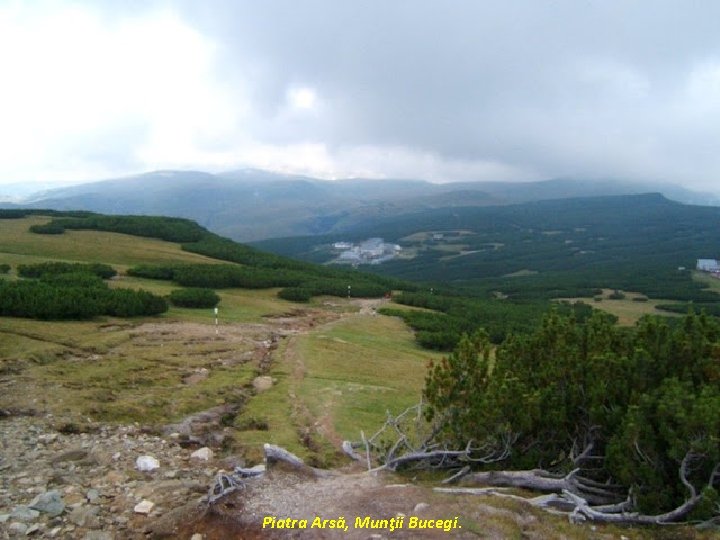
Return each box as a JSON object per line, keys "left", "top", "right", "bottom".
{"left": 557, "top": 289, "right": 681, "bottom": 326}
{"left": 0, "top": 216, "right": 438, "bottom": 465}
{"left": 0, "top": 216, "right": 216, "bottom": 270}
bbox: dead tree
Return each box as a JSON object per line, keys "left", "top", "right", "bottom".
{"left": 343, "top": 404, "right": 720, "bottom": 525}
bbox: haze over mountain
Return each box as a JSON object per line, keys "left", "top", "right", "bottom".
{"left": 4, "top": 2, "right": 720, "bottom": 198}
{"left": 5, "top": 169, "right": 718, "bottom": 242}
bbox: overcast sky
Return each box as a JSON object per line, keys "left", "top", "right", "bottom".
{"left": 1, "top": 0, "right": 720, "bottom": 192}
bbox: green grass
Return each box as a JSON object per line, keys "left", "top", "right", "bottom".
{"left": 0, "top": 217, "right": 432, "bottom": 465}
{"left": 295, "top": 315, "right": 443, "bottom": 440}
{"left": 0, "top": 216, "right": 217, "bottom": 269}
{"left": 10, "top": 319, "right": 259, "bottom": 424}
{"left": 111, "top": 277, "right": 298, "bottom": 323}
{"left": 0, "top": 216, "right": 713, "bottom": 538}
{"left": 694, "top": 270, "right": 720, "bottom": 294}
{"left": 233, "top": 340, "right": 304, "bottom": 462}
{"left": 558, "top": 289, "right": 680, "bottom": 326}
{"left": 234, "top": 312, "right": 445, "bottom": 465}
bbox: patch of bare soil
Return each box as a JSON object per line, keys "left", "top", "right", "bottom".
{"left": 172, "top": 461, "right": 621, "bottom": 540}
{"left": 175, "top": 466, "right": 469, "bottom": 539}
{"left": 350, "top": 298, "right": 389, "bottom": 316}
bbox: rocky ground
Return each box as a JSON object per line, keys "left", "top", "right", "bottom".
{"left": 0, "top": 412, "right": 219, "bottom": 539}
{"left": 3, "top": 411, "right": 716, "bottom": 540}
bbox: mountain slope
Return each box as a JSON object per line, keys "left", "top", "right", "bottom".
{"left": 254, "top": 193, "right": 720, "bottom": 304}
{"left": 9, "top": 169, "right": 718, "bottom": 241}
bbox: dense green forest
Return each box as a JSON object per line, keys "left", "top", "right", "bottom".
{"left": 254, "top": 194, "right": 720, "bottom": 304}
{"left": 380, "top": 291, "right": 597, "bottom": 349}
{"left": 17, "top": 261, "right": 117, "bottom": 279}
{"left": 0, "top": 263, "right": 167, "bottom": 320}
{"left": 424, "top": 311, "right": 720, "bottom": 520}
{"left": 168, "top": 287, "right": 220, "bottom": 308}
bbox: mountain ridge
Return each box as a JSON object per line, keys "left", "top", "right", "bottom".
{"left": 4, "top": 169, "right": 718, "bottom": 241}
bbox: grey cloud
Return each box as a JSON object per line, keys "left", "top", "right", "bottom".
{"left": 80, "top": 1, "right": 720, "bottom": 190}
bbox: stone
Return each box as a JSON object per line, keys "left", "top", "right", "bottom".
{"left": 30, "top": 490, "right": 65, "bottom": 516}
{"left": 191, "top": 534, "right": 203, "bottom": 540}
{"left": 68, "top": 505, "right": 100, "bottom": 528}
{"left": 252, "top": 375, "right": 273, "bottom": 391}
{"left": 134, "top": 499, "right": 155, "bottom": 514}
{"left": 135, "top": 455, "right": 160, "bottom": 471}
{"left": 105, "top": 470, "right": 125, "bottom": 483}
{"left": 38, "top": 433, "right": 58, "bottom": 444}
{"left": 0, "top": 514, "right": 9, "bottom": 523}
{"left": 26, "top": 523, "right": 41, "bottom": 535}
{"left": 190, "top": 447, "right": 214, "bottom": 461}
{"left": 234, "top": 463, "right": 265, "bottom": 479}
{"left": 63, "top": 492, "right": 86, "bottom": 505}
{"left": 8, "top": 522, "right": 28, "bottom": 535}
{"left": 86, "top": 488, "right": 100, "bottom": 503}
{"left": 51, "top": 448, "right": 89, "bottom": 463}
{"left": 413, "top": 502, "right": 430, "bottom": 513}
{"left": 11, "top": 505, "right": 40, "bottom": 522}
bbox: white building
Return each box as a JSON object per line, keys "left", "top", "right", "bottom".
{"left": 334, "top": 237, "right": 402, "bottom": 265}
{"left": 697, "top": 259, "right": 720, "bottom": 272}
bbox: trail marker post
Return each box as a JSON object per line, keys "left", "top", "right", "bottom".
{"left": 214, "top": 307, "right": 219, "bottom": 335}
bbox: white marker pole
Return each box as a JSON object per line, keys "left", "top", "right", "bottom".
{"left": 214, "top": 306, "right": 219, "bottom": 335}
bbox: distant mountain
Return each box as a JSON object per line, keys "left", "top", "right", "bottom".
{"left": 7, "top": 169, "right": 719, "bottom": 241}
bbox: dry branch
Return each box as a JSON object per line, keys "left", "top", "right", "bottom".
{"left": 345, "top": 402, "right": 719, "bottom": 525}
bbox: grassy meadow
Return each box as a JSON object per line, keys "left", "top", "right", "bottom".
{"left": 694, "top": 269, "right": 720, "bottom": 294}
{"left": 558, "top": 288, "right": 680, "bottom": 325}
{"left": 0, "top": 215, "right": 216, "bottom": 270}
{"left": 0, "top": 215, "right": 442, "bottom": 465}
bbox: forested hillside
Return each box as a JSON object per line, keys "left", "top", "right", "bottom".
{"left": 1, "top": 209, "right": 408, "bottom": 318}
{"left": 256, "top": 194, "right": 720, "bottom": 304}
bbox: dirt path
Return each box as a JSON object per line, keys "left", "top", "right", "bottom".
{"left": 179, "top": 467, "right": 482, "bottom": 540}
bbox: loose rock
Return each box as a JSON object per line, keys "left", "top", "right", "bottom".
{"left": 134, "top": 499, "right": 155, "bottom": 515}
{"left": 136, "top": 455, "right": 160, "bottom": 471}
{"left": 252, "top": 375, "right": 273, "bottom": 392}
{"left": 30, "top": 490, "right": 65, "bottom": 517}
{"left": 8, "top": 522, "right": 28, "bottom": 535}
{"left": 68, "top": 505, "right": 100, "bottom": 528}
{"left": 11, "top": 505, "right": 40, "bottom": 522}
{"left": 190, "top": 447, "right": 214, "bottom": 461}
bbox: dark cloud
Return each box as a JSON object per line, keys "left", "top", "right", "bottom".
{"left": 4, "top": 1, "right": 720, "bottom": 190}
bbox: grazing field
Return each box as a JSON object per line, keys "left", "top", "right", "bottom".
{"left": 0, "top": 216, "right": 440, "bottom": 465}
{"left": 295, "top": 311, "right": 442, "bottom": 438}
{"left": 558, "top": 288, "right": 679, "bottom": 325}
{"left": 234, "top": 301, "right": 444, "bottom": 464}
{"left": 694, "top": 269, "right": 720, "bottom": 293}
{"left": 0, "top": 216, "right": 217, "bottom": 269}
